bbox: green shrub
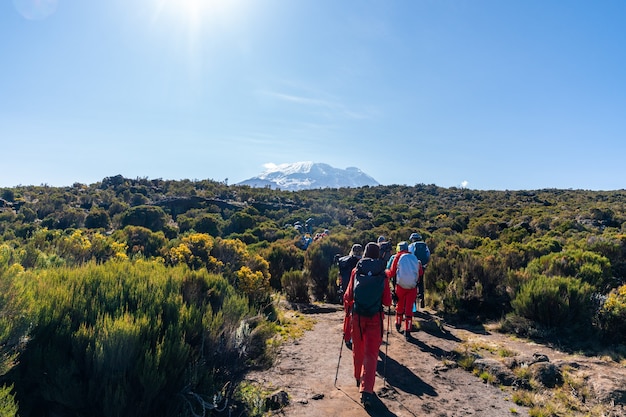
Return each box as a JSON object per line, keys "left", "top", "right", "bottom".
{"left": 225, "top": 212, "right": 256, "bottom": 235}
{"left": 262, "top": 242, "right": 304, "bottom": 291}
{"left": 0, "top": 246, "right": 26, "bottom": 417}
{"left": 525, "top": 250, "right": 610, "bottom": 289}
{"left": 8, "top": 261, "right": 264, "bottom": 417}
{"left": 0, "top": 385, "right": 18, "bottom": 417}
{"left": 194, "top": 214, "right": 222, "bottom": 236}
{"left": 119, "top": 205, "right": 169, "bottom": 232}
{"left": 327, "top": 264, "right": 341, "bottom": 304}
{"left": 210, "top": 237, "right": 248, "bottom": 280}
{"left": 511, "top": 275, "right": 594, "bottom": 330}
{"left": 524, "top": 237, "right": 563, "bottom": 262}
{"left": 281, "top": 269, "right": 309, "bottom": 303}
{"left": 85, "top": 208, "right": 111, "bottom": 230}
{"left": 598, "top": 284, "right": 626, "bottom": 344}
{"left": 303, "top": 239, "right": 342, "bottom": 302}
{"left": 113, "top": 226, "right": 167, "bottom": 258}
{"left": 432, "top": 248, "right": 510, "bottom": 318}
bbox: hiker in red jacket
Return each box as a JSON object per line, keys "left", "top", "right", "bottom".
{"left": 343, "top": 242, "right": 392, "bottom": 408}
{"left": 339, "top": 243, "right": 363, "bottom": 350}
{"left": 386, "top": 241, "right": 422, "bottom": 340}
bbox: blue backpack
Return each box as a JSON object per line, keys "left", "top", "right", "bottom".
{"left": 411, "top": 241, "right": 431, "bottom": 267}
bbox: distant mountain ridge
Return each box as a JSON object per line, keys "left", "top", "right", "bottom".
{"left": 237, "top": 162, "right": 379, "bottom": 191}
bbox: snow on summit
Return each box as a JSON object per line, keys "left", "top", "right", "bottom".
{"left": 237, "top": 162, "right": 379, "bottom": 191}
{"left": 260, "top": 162, "right": 316, "bottom": 176}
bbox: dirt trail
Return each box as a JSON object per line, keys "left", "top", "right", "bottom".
{"left": 246, "top": 301, "right": 626, "bottom": 416}
{"left": 246, "top": 303, "right": 539, "bottom": 417}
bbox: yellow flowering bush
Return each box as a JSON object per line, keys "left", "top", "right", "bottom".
{"left": 599, "top": 284, "right": 626, "bottom": 343}
{"left": 236, "top": 266, "right": 271, "bottom": 307}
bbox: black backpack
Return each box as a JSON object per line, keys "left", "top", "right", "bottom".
{"left": 353, "top": 258, "right": 386, "bottom": 317}
{"left": 379, "top": 241, "right": 392, "bottom": 264}
{"left": 337, "top": 255, "right": 359, "bottom": 292}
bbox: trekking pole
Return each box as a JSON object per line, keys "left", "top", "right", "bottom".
{"left": 383, "top": 306, "right": 391, "bottom": 387}
{"left": 334, "top": 331, "right": 344, "bottom": 388}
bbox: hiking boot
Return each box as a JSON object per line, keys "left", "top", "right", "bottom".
{"left": 356, "top": 378, "right": 360, "bottom": 388}
{"left": 405, "top": 331, "right": 411, "bottom": 341}
{"left": 345, "top": 340, "right": 352, "bottom": 350}
{"left": 395, "top": 323, "right": 401, "bottom": 332}
{"left": 360, "top": 392, "right": 373, "bottom": 409}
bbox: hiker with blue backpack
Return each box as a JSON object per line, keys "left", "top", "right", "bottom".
{"left": 343, "top": 242, "right": 392, "bottom": 408}
{"left": 409, "top": 232, "right": 431, "bottom": 308}
{"left": 386, "top": 241, "right": 422, "bottom": 340}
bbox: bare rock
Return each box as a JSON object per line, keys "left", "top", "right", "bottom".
{"left": 473, "top": 358, "right": 518, "bottom": 386}
{"left": 530, "top": 362, "right": 563, "bottom": 388}
{"left": 265, "top": 390, "right": 289, "bottom": 410}
{"left": 532, "top": 352, "right": 549, "bottom": 363}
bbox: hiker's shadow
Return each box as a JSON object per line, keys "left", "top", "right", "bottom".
{"left": 377, "top": 351, "right": 437, "bottom": 398}
{"left": 413, "top": 311, "right": 462, "bottom": 342}
{"left": 365, "top": 395, "right": 398, "bottom": 417}
{"left": 405, "top": 334, "right": 457, "bottom": 361}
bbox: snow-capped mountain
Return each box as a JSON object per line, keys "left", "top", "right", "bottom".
{"left": 237, "top": 162, "right": 380, "bottom": 191}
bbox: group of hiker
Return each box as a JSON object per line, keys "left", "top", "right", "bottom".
{"left": 293, "top": 218, "right": 330, "bottom": 250}
{"left": 336, "top": 233, "right": 431, "bottom": 408}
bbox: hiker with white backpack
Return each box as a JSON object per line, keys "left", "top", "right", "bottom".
{"left": 386, "top": 241, "right": 422, "bottom": 340}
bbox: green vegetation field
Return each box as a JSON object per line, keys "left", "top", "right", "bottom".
{"left": 1, "top": 176, "right": 625, "bottom": 416}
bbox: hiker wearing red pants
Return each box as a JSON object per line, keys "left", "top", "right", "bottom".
{"left": 386, "top": 241, "right": 422, "bottom": 340}
{"left": 338, "top": 243, "right": 363, "bottom": 350}
{"left": 343, "top": 242, "right": 392, "bottom": 408}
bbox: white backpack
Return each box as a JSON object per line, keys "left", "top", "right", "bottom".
{"left": 395, "top": 253, "right": 421, "bottom": 289}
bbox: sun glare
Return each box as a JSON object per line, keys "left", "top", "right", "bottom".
{"left": 148, "top": 0, "right": 251, "bottom": 75}
{"left": 179, "top": 0, "right": 207, "bottom": 25}
{"left": 153, "top": 0, "right": 241, "bottom": 29}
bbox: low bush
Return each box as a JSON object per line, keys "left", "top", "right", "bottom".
{"left": 511, "top": 275, "right": 594, "bottom": 331}
{"left": 262, "top": 242, "right": 304, "bottom": 291}
{"left": 597, "top": 284, "right": 626, "bottom": 344}
{"left": 281, "top": 270, "right": 310, "bottom": 303}
{"left": 0, "top": 385, "right": 17, "bottom": 417}
{"left": 303, "top": 239, "right": 342, "bottom": 302}
{"left": 7, "top": 261, "right": 266, "bottom": 417}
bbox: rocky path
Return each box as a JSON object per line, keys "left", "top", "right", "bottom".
{"left": 246, "top": 304, "right": 538, "bottom": 416}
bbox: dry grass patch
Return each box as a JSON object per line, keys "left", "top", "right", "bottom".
{"left": 273, "top": 308, "right": 316, "bottom": 341}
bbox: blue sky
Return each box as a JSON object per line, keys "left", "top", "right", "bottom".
{"left": 2, "top": 0, "right": 625, "bottom": 190}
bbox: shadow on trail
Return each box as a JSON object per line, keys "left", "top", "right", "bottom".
{"left": 439, "top": 312, "right": 492, "bottom": 335}
{"left": 405, "top": 334, "right": 456, "bottom": 361}
{"left": 413, "top": 313, "right": 462, "bottom": 342}
{"left": 365, "top": 395, "right": 398, "bottom": 417}
{"left": 286, "top": 302, "right": 342, "bottom": 314}
{"left": 376, "top": 351, "right": 437, "bottom": 398}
